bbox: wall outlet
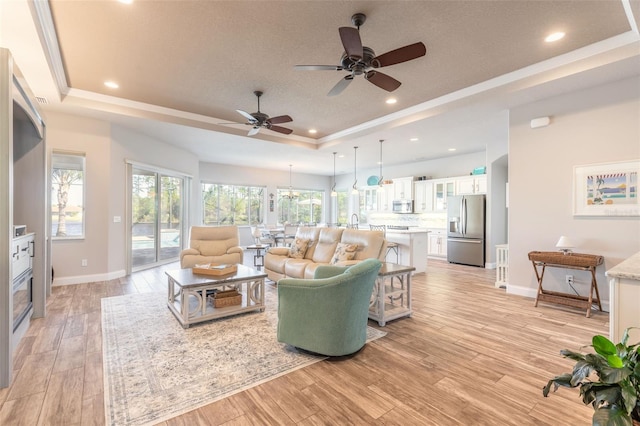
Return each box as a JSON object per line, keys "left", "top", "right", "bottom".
{"left": 566, "top": 275, "right": 574, "bottom": 285}
{"left": 81, "top": 259, "right": 88, "bottom": 267}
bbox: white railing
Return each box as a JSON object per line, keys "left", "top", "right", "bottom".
{"left": 496, "top": 244, "right": 509, "bottom": 288}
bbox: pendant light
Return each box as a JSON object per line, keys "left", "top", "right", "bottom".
{"left": 351, "top": 146, "right": 359, "bottom": 195}
{"left": 283, "top": 164, "right": 299, "bottom": 199}
{"left": 331, "top": 152, "right": 337, "bottom": 197}
{"left": 378, "top": 139, "right": 384, "bottom": 188}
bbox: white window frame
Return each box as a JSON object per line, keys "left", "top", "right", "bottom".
{"left": 51, "top": 151, "right": 86, "bottom": 240}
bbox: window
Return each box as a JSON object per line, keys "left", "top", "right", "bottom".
{"left": 129, "top": 164, "right": 189, "bottom": 271}
{"left": 277, "top": 189, "right": 323, "bottom": 225}
{"left": 202, "top": 183, "right": 265, "bottom": 225}
{"left": 336, "top": 190, "right": 349, "bottom": 225}
{"left": 51, "top": 152, "right": 85, "bottom": 239}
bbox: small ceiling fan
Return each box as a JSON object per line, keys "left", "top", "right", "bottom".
{"left": 235, "top": 91, "right": 293, "bottom": 136}
{"left": 295, "top": 13, "right": 426, "bottom": 96}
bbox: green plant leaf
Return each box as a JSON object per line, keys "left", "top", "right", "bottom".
{"left": 620, "top": 380, "right": 637, "bottom": 417}
{"left": 607, "top": 354, "right": 625, "bottom": 369}
{"left": 594, "top": 335, "right": 617, "bottom": 357}
{"left": 590, "top": 385, "right": 623, "bottom": 408}
{"left": 592, "top": 405, "right": 633, "bottom": 426}
{"left": 561, "top": 349, "right": 586, "bottom": 362}
{"left": 543, "top": 373, "right": 573, "bottom": 397}
{"left": 599, "top": 365, "right": 632, "bottom": 384}
{"left": 571, "top": 361, "right": 593, "bottom": 386}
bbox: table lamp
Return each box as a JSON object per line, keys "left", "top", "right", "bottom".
{"left": 252, "top": 227, "right": 262, "bottom": 245}
{"left": 556, "top": 236, "right": 575, "bottom": 255}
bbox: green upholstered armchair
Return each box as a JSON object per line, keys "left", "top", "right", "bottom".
{"left": 277, "top": 258, "right": 382, "bottom": 356}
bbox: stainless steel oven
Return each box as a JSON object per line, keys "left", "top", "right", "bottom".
{"left": 12, "top": 233, "right": 34, "bottom": 331}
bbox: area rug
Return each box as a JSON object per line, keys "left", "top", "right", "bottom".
{"left": 102, "top": 288, "right": 386, "bottom": 426}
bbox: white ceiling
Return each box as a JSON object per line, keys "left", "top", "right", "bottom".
{"left": 2, "top": 0, "right": 639, "bottom": 175}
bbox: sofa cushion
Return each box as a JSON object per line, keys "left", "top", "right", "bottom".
{"left": 341, "top": 229, "right": 385, "bottom": 260}
{"left": 284, "top": 258, "right": 314, "bottom": 278}
{"left": 295, "top": 227, "right": 321, "bottom": 260}
{"left": 264, "top": 252, "right": 288, "bottom": 273}
{"left": 303, "top": 262, "right": 331, "bottom": 279}
{"left": 194, "top": 240, "right": 229, "bottom": 256}
{"left": 311, "top": 228, "right": 343, "bottom": 263}
{"left": 331, "top": 242, "right": 358, "bottom": 264}
{"left": 289, "top": 238, "right": 310, "bottom": 259}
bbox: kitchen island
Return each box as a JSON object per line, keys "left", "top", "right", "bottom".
{"left": 385, "top": 228, "right": 429, "bottom": 273}
{"left": 606, "top": 251, "right": 640, "bottom": 342}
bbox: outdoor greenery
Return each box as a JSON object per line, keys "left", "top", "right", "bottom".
{"left": 51, "top": 167, "right": 83, "bottom": 237}
{"left": 277, "top": 189, "right": 323, "bottom": 225}
{"left": 202, "top": 183, "right": 264, "bottom": 225}
{"left": 132, "top": 172, "right": 182, "bottom": 232}
{"left": 543, "top": 327, "right": 640, "bottom": 426}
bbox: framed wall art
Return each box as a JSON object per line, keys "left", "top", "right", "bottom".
{"left": 573, "top": 160, "right": 639, "bottom": 216}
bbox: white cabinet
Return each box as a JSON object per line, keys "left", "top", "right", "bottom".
{"left": 433, "top": 179, "right": 455, "bottom": 211}
{"left": 378, "top": 184, "right": 394, "bottom": 212}
{"left": 427, "top": 229, "right": 447, "bottom": 258}
{"left": 363, "top": 186, "right": 379, "bottom": 212}
{"left": 413, "top": 181, "right": 433, "bottom": 213}
{"left": 393, "top": 177, "right": 414, "bottom": 200}
{"left": 456, "top": 175, "right": 487, "bottom": 195}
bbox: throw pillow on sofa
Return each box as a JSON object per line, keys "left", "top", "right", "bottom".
{"left": 330, "top": 242, "right": 358, "bottom": 264}
{"left": 289, "top": 238, "right": 310, "bottom": 259}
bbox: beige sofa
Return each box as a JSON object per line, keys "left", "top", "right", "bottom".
{"left": 180, "top": 225, "right": 243, "bottom": 268}
{"left": 264, "top": 227, "right": 386, "bottom": 281}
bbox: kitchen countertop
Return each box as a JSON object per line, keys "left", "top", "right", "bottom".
{"left": 385, "top": 228, "right": 430, "bottom": 234}
{"left": 606, "top": 251, "right": 640, "bottom": 280}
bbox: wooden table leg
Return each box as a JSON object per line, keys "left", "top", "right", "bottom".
{"left": 533, "top": 262, "right": 546, "bottom": 307}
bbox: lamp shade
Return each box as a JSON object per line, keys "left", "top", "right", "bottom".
{"left": 556, "top": 236, "right": 575, "bottom": 251}
{"left": 252, "top": 227, "right": 262, "bottom": 238}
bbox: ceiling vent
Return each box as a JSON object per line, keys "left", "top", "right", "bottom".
{"left": 35, "top": 96, "right": 48, "bottom": 105}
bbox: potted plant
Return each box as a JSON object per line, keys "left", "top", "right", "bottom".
{"left": 543, "top": 327, "right": 640, "bottom": 426}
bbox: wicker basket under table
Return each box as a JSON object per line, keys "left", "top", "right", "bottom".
{"left": 527, "top": 251, "right": 604, "bottom": 317}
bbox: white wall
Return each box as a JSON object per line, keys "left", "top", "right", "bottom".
{"left": 47, "top": 112, "right": 113, "bottom": 282}
{"left": 508, "top": 76, "right": 640, "bottom": 307}
{"left": 47, "top": 113, "right": 200, "bottom": 283}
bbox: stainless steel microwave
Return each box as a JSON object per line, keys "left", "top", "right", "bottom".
{"left": 392, "top": 200, "right": 414, "bottom": 213}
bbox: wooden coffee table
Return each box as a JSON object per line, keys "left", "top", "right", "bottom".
{"left": 166, "top": 264, "right": 267, "bottom": 328}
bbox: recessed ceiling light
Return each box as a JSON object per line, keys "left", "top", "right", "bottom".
{"left": 545, "top": 32, "right": 565, "bottom": 43}
{"left": 385, "top": 98, "right": 397, "bottom": 104}
{"left": 410, "top": 138, "right": 418, "bottom": 142}
{"left": 448, "top": 148, "right": 456, "bottom": 152}
{"left": 118, "top": 0, "right": 133, "bottom": 4}
{"left": 308, "top": 129, "right": 317, "bottom": 134}
{"left": 104, "top": 81, "right": 119, "bottom": 89}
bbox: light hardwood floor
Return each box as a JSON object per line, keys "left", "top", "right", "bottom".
{"left": 0, "top": 258, "right": 608, "bottom": 425}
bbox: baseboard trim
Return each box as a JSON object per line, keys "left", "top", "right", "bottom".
{"left": 505, "top": 284, "right": 610, "bottom": 313}
{"left": 485, "top": 262, "right": 496, "bottom": 269}
{"left": 505, "top": 284, "right": 537, "bottom": 299}
{"left": 53, "top": 269, "right": 126, "bottom": 286}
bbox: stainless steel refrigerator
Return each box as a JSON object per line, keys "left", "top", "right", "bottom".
{"left": 447, "top": 194, "right": 486, "bottom": 267}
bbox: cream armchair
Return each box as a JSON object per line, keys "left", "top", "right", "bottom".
{"left": 180, "top": 226, "right": 243, "bottom": 268}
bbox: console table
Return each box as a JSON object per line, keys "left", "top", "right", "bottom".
{"left": 528, "top": 251, "right": 603, "bottom": 317}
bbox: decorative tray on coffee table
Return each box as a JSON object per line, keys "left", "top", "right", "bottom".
{"left": 192, "top": 263, "right": 238, "bottom": 276}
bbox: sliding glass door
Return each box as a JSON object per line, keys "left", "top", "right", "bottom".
{"left": 130, "top": 166, "right": 186, "bottom": 270}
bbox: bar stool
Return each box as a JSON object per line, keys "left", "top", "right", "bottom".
{"left": 370, "top": 224, "right": 399, "bottom": 263}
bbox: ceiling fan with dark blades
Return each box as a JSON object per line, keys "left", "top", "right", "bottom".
{"left": 295, "top": 13, "right": 426, "bottom": 96}
{"left": 235, "top": 91, "right": 293, "bottom": 136}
